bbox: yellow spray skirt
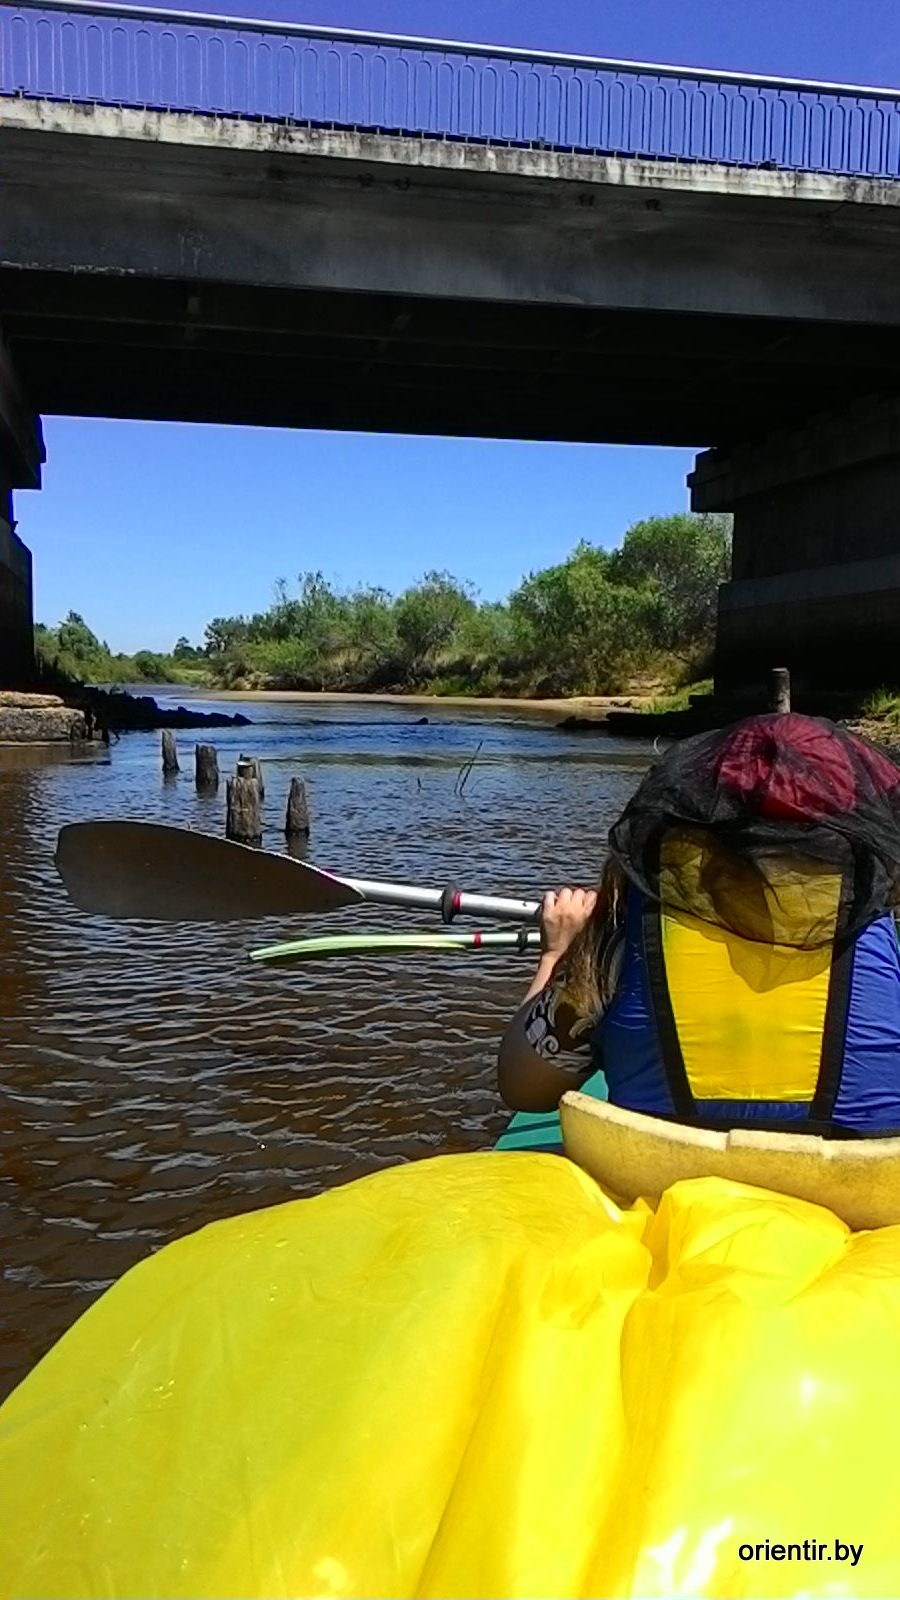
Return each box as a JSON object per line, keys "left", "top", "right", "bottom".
{"left": 2, "top": 1153, "right": 899, "bottom": 1599}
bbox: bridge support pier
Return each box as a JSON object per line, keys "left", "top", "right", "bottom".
{"left": 690, "top": 397, "right": 900, "bottom": 700}
{"left": 0, "top": 333, "right": 43, "bottom": 688}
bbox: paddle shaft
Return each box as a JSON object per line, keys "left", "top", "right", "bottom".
{"left": 343, "top": 876, "right": 541, "bottom": 924}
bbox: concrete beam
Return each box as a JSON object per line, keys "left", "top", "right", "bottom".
{"left": 4, "top": 98, "right": 900, "bottom": 445}
{"left": 691, "top": 396, "right": 900, "bottom": 577}
{"left": 0, "top": 329, "right": 44, "bottom": 491}
{"left": 4, "top": 99, "right": 900, "bottom": 329}
{"left": 690, "top": 398, "right": 900, "bottom": 695}
{"left": 6, "top": 97, "right": 899, "bottom": 211}
{"left": 0, "top": 516, "right": 34, "bottom": 687}
{"left": 0, "top": 331, "right": 42, "bottom": 687}
{"left": 689, "top": 397, "right": 900, "bottom": 507}
{"left": 9, "top": 259, "right": 900, "bottom": 445}
{"left": 715, "top": 562, "right": 900, "bottom": 698}
{"left": 719, "top": 553, "right": 900, "bottom": 612}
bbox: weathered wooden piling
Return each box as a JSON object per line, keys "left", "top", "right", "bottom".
{"left": 768, "top": 667, "right": 791, "bottom": 715}
{"left": 286, "top": 776, "right": 310, "bottom": 837}
{"left": 238, "top": 754, "right": 265, "bottom": 798}
{"left": 195, "top": 744, "right": 219, "bottom": 790}
{"left": 226, "top": 774, "right": 262, "bottom": 844}
{"left": 161, "top": 730, "right": 179, "bottom": 773}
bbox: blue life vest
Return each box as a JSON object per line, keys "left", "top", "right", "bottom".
{"left": 590, "top": 891, "right": 900, "bottom": 1135}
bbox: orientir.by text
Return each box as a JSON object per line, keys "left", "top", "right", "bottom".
{"left": 739, "top": 1540, "right": 863, "bottom": 1568}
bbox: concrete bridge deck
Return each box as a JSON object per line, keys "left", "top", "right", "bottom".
{"left": 4, "top": 94, "right": 900, "bottom": 445}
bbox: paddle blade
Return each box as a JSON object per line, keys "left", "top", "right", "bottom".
{"left": 251, "top": 932, "right": 473, "bottom": 964}
{"left": 55, "top": 822, "right": 364, "bottom": 921}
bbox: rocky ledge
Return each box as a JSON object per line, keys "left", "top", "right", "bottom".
{"left": 0, "top": 688, "right": 250, "bottom": 742}
{"left": 74, "top": 687, "right": 250, "bottom": 734}
{"left": 0, "top": 691, "right": 87, "bottom": 743}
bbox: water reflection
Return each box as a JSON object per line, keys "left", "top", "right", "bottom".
{"left": 0, "top": 698, "right": 651, "bottom": 1397}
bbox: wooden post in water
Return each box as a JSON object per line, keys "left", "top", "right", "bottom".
{"left": 226, "top": 774, "right": 262, "bottom": 844}
{"left": 286, "top": 776, "right": 310, "bottom": 838}
{"left": 161, "top": 730, "right": 179, "bottom": 773}
{"left": 768, "top": 667, "right": 792, "bottom": 715}
{"left": 238, "top": 754, "right": 265, "bottom": 798}
{"left": 195, "top": 744, "right": 219, "bottom": 790}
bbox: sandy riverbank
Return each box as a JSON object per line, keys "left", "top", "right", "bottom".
{"left": 200, "top": 689, "right": 650, "bottom": 716}
{"left": 180, "top": 690, "right": 900, "bottom": 748}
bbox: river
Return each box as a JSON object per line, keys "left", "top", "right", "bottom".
{"left": 0, "top": 693, "right": 653, "bottom": 1400}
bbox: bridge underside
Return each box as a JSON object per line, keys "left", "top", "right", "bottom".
{"left": 5, "top": 270, "right": 900, "bottom": 448}
{"left": 2, "top": 100, "right": 900, "bottom": 692}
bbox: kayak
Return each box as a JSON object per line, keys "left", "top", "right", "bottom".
{"left": 3, "top": 1132, "right": 898, "bottom": 1599}
{"left": 494, "top": 1067, "right": 608, "bottom": 1153}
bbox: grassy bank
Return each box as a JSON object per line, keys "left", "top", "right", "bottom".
{"left": 630, "top": 680, "right": 900, "bottom": 751}
{"left": 850, "top": 690, "right": 900, "bottom": 748}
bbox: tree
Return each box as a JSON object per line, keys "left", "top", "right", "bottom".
{"left": 458, "top": 601, "right": 518, "bottom": 662}
{"left": 509, "top": 542, "right": 655, "bottom": 691}
{"left": 394, "top": 571, "right": 476, "bottom": 679}
{"left": 56, "top": 611, "right": 110, "bottom": 666}
{"left": 510, "top": 543, "right": 609, "bottom": 645}
{"left": 204, "top": 616, "right": 249, "bottom": 656}
{"left": 609, "top": 514, "right": 732, "bottom": 653}
{"left": 344, "top": 586, "right": 397, "bottom": 667}
{"left": 172, "top": 636, "right": 199, "bottom": 660}
{"left": 251, "top": 578, "right": 303, "bottom": 643}
{"left": 132, "top": 650, "right": 170, "bottom": 681}
{"left": 294, "top": 572, "right": 350, "bottom": 658}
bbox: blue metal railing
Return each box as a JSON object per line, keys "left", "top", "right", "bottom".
{"left": 2, "top": 0, "right": 899, "bottom": 177}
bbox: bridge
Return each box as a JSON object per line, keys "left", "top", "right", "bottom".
{"left": 2, "top": 0, "right": 899, "bottom": 694}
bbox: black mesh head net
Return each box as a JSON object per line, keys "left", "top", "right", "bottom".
{"left": 608, "top": 714, "right": 900, "bottom": 948}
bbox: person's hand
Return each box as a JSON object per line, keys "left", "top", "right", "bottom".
{"left": 539, "top": 887, "right": 597, "bottom": 961}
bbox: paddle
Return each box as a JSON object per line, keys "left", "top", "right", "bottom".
{"left": 250, "top": 929, "right": 543, "bottom": 964}
{"left": 55, "top": 822, "right": 542, "bottom": 925}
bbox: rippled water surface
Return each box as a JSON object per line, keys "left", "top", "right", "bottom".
{"left": 1, "top": 694, "right": 652, "bottom": 1398}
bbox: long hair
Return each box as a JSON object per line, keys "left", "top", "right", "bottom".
{"left": 553, "top": 855, "right": 630, "bottom": 1019}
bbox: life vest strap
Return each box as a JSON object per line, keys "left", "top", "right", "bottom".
{"left": 809, "top": 920, "right": 855, "bottom": 1122}
{"left": 640, "top": 892, "right": 696, "bottom": 1119}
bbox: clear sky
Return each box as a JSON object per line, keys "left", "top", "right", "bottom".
{"left": 21, "top": 0, "right": 900, "bottom": 652}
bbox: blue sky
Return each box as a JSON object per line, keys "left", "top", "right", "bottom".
{"left": 22, "top": 0, "right": 900, "bottom": 652}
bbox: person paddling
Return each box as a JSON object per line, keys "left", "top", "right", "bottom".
{"left": 498, "top": 714, "right": 900, "bottom": 1138}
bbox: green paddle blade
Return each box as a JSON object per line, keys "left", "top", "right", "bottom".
{"left": 250, "top": 930, "right": 541, "bottom": 964}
